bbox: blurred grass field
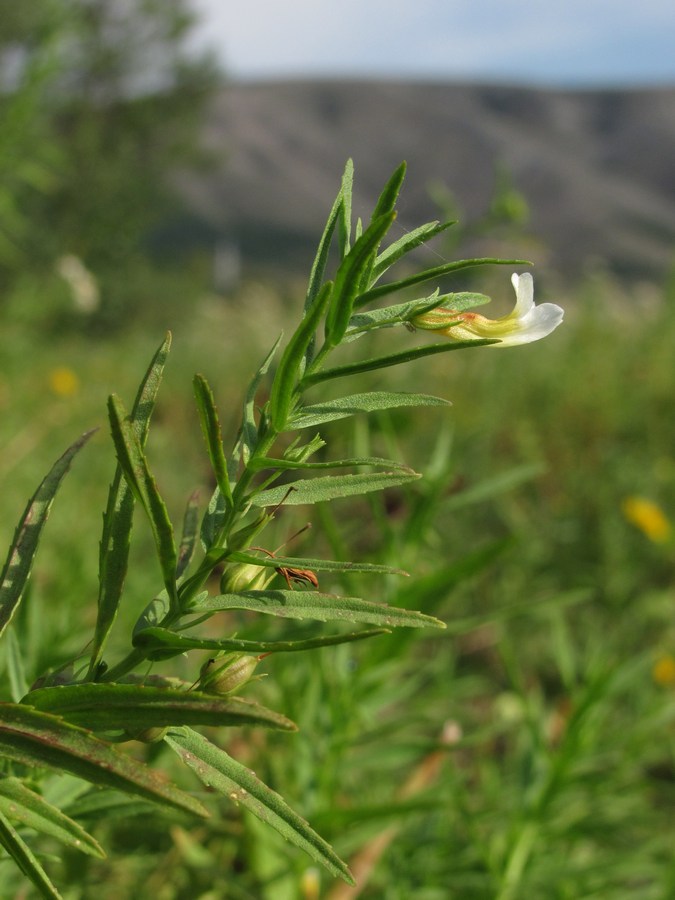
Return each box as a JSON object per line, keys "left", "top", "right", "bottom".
{"left": 1, "top": 260, "right": 674, "bottom": 898}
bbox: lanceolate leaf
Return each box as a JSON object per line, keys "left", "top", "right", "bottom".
{"left": 133, "top": 626, "right": 389, "bottom": 658}
{"left": 355, "top": 257, "right": 531, "bottom": 307}
{"left": 338, "top": 157, "right": 354, "bottom": 258}
{"left": 288, "top": 391, "right": 450, "bottom": 430}
{"left": 6, "top": 626, "right": 28, "bottom": 701}
{"left": 0, "top": 777, "right": 104, "bottom": 858}
{"left": 0, "top": 429, "right": 95, "bottom": 640}
{"left": 268, "top": 282, "right": 333, "bottom": 432}
{"left": 89, "top": 333, "right": 171, "bottom": 678}
{"left": 193, "top": 373, "right": 232, "bottom": 505}
{"left": 177, "top": 490, "right": 200, "bottom": 580}
{"left": 63, "top": 789, "right": 159, "bottom": 822}
{"left": 225, "top": 552, "right": 407, "bottom": 577}
{"left": 188, "top": 589, "right": 446, "bottom": 629}
{"left": 108, "top": 394, "right": 178, "bottom": 610}
{"left": 235, "top": 333, "right": 284, "bottom": 469}
{"left": 200, "top": 335, "right": 284, "bottom": 547}
{"left": 23, "top": 684, "right": 296, "bottom": 733}
{"left": 252, "top": 471, "right": 421, "bottom": 507}
{"left": 165, "top": 727, "right": 355, "bottom": 885}
{"left": 358, "top": 161, "right": 407, "bottom": 290}
{"left": 372, "top": 219, "right": 455, "bottom": 281}
{"left": 0, "top": 809, "right": 63, "bottom": 900}
{"left": 324, "top": 212, "right": 396, "bottom": 348}
{"left": 305, "top": 164, "right": 346, "bottom": 312}
{"left": 0, "top": 704, "right": 207, "bottom": 818}
{"left": 300, "top": 339, "right": 497, "bottom": 389}
{"left": 248, "top": 455, "right": 414, "bottom": 473}
{"left": 371, "top": 160, "right": 407, "bottom": 222}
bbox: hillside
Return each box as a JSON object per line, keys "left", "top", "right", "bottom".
{"left": 177, "top": 80, "right": 675, "bottom": 282}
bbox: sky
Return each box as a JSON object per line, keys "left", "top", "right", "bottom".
{"left": 190, "top": 0, "right": 675, "bottom": 87}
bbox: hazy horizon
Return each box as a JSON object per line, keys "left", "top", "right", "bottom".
{"left": 191, "top": 0, "right": 675, "bottom": 89}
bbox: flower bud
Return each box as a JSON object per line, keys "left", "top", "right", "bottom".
{"left": 219, "top": 562, "right": 273, "bottom": 593}
{"left": 197, "top": 653, "right": 260, "bottom": 695}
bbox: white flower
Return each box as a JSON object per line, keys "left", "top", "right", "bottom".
{"left": 412, "top": 272, "right": 563, "bottom": 347}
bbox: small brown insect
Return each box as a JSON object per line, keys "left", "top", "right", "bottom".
{"left": 251, "top": 523, "right": 319, "bottom": 591}
{"left": 276, "top": 564, "right": 319, "bottom": 591}
{"left": 250, "top": 545, "right": 319, "bottom": 591}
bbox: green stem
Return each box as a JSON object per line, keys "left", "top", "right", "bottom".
{"left": 98, "top": 647, "right": 150, "bottom": 683}
{"left": 99, "top": 309, "right": 340, "bottom": 685}
{"left": 99, "top": 424, "right": 282, "bottom": 683}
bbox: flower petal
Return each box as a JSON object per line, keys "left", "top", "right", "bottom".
{"left": 493, "top": 301, "right": 564, "bottom": 347}
{"left": 511, "top": 272, "right": 534, "bottom": 316}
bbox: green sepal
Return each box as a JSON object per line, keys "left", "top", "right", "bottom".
{"left": 345, "top": 291, "right": 491, "bottom": 340}
{"left": 175, "top": 545, "right": 229, "bottom": 608}
{"left": 0, "top": 429, "right": 95, "bottom": 640}
{"left": 288, "top": 391, "right": 451, "bottom": 430}
{"left": 343, "top": 291, "right": 446, "bottom": 339}
{"left": 186, "top": 589, "right": 446, "bottom": 629}
{"left": 225, "top": 513, "right": 273, "bottom": 553}
{"left": 165, "top": 727, "right": 355, "bottom": 884}
{"left": 107, "top": 393, "right": 178, "bottom": 611}
{"left": 22, "top": 684, "right": 296, "bottom": 733}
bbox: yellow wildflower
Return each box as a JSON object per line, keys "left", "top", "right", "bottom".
{"left": 622, "top": 496, "right": 671, "bottom": 543}
{"left": 48, "top": 367, "right": 80, "bottom": 398}
{"left": 652, "top": 655, "right": 675, "bottom": 687}
{"left": 411, "top": 272, "right": 564, "bottom": 347}
{"left": 300, "top": 868, "right": 321, "bottom": 900}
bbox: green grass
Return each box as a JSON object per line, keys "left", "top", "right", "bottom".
{"left": 1, "top": 268, "right": 674, "bottom": 898}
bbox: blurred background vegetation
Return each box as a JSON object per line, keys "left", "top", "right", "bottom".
{"left": 1, "top": 1, "right": 675, "bottom": 898}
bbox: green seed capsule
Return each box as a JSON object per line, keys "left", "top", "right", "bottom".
{"left": 219, "top": 562, "right": 272, "bottom": 593}
{"left": 198, "top": 653, "right": 260, "bottom": 695}
{"left": 126, "top": 726, "right": 169, "bottom": 743}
